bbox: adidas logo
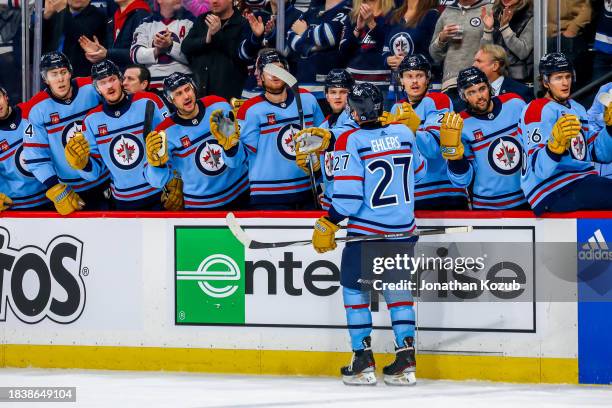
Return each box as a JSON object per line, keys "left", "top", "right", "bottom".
{"left": 579, "top": 229, "right": 612, "bottom": 260}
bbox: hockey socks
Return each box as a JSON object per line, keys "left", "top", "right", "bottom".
{"left": 342, "top": 287, "right": 373, "bottom": 350}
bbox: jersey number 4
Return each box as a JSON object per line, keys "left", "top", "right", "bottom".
{"left": 367, "top": 155, "right": 412, "bottom": 208}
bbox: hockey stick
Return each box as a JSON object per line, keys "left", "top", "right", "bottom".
{"left": 263, "top": 63, "right": 320, "bottom": 209}
{"left": 226, "top": 212, "right": 472, "bottom": 249}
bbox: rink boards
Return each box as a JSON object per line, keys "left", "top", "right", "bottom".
{"left": 0, "top": 210, "right": 611, "bottom": 385}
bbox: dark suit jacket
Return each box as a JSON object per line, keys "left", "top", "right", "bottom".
{"left": 500, "top": 76, "right": 534, "bottom": 103}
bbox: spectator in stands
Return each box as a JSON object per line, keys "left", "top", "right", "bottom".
{"left": 383, "top": 0, "right": 439, "bottom": 103}
{"left": 546, "top": 0, "right": 591, "bottom": 65}
{"left": 0, "top": 0, "right": 22, "bottom": 102}
{"left": 130, "top": 0, "right": 195, "bottom": 93}
{"left": 339, "top": 0, "right": 395, "bottom": 95}
{"left": 182, "top": 0, "right": 210, "bottom": 17}
{"left": 429, "top": 0, "right": 493, "bottom": 109}
{"left": 182, "top": 0, "right": 249, "bottom": 101}
{"left": 481, "top": 0, "right": 533, "bottom": 83}
{"left": 592, "top": 0, "right": 612, "bottom": 80}
{"left": 42, "top": 0, "right": 107, "bottom": 77}
{"left": 78, "top": 0, "right": 151, "bottom": 71}
{"left": 122, "top": 63, "right": 151, "bottom": 93}
{"left": 473, "top": 44, "right": 532, "bottom": 101}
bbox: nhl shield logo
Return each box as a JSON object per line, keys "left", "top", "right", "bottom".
{"left": 570, "top": 134, "right": 586, "bottom": 161}
{"left": 181, "top": 136, "right": 191, "bottom": 148}
{"left": 267, "top": 113, "right": 276, "bottom": 125}
{"left": 196, "top": 141, "right": 226, "bottom": 176}
{"left": 473, "top": 129, "right": 484, "bottom": 141}
{"left": 488, "top": 136, "right": 522, "bottom": 175}
{"left": 276, "top": 123, "right": 301, "bottom": 160}
{"left": 50, "top": 112, "right": 60, "bottom": 124}
{"left": 98, "top": 125, "right": 108, "bottom": 136}
{"left": 0, "top": 140, "right": 8, "bottom": 152}
{"left": 109, "top": 133, "right": 144, "bottom": 170}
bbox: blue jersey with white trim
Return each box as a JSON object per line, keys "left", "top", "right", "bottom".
{"left": 328, "top": 123, "right": 426, "bottom": 236}
{"left": 145, "top": 96, "right": 249, "bottom": 209}
{"left": 391, "top": 92, "right": 467, "bottom": 203}
{"left": 0, "top": 105, "right": 47, "bottom": 209}
{"left": 447, "top": 94, "right": 527, "bottom": 209}
{"left": 79, "top": 92, "right": 167, "bottom": 204}
{"left": 319, "top": 110, "right": 358, "bottom": 210}
{"left": 519, "top": 97, "right": 612, "bottom": 212}
{"left": 224, "top": 89, "right": 325, "bottom": 206}
{"left": 22, "top": 77, "right": 110, "bottom": 192}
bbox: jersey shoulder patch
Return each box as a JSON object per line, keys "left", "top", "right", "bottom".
{"left": 201, "top": 95, "right": 227, "bottom": 108}
{"left": 523, "top": 98, "right": 552, "bottom": 125}
{"left": 156, "top": 116, "right": 176, "bottom": 132}
{"left": 133, "top": 91, "right": 165, "bottom": 108}
{"left": 237, "top": 95, "right": 265, "bottom": 121}
{"left": 75, "top": 76, "right": 93, "bottom": 87}
{"left": 334, "top": 128, "right": 360, "bottom": 151}
{"left": 426, "top": 92, "right": 451, "bottom": 110}
{"left": 21, "top": 90, "right": 50, "bottom": 118}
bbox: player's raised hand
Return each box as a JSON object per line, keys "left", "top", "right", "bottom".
{"left": 394, "top": 102, "right": 421, "bottom": 134}
{"left": 210, "top": 109, "right": 239, "bottom": 151}
{"left": 230, "top": 98, "right": 246, "bottom": 118}
{"left": 46, "top": 184, "right": 84, "bottom": 216}
{"left": 293, "top": 127, "right": 331, "bottom": 173}
{"left": 440, "top": 112, "right": 465, "bottom": 160}
{"left": 548, "top": 114, "right": 581, "bottom": 154}
{"left": 312, "top": 216, "right": 340, "bottom": 253}
{"left": 378, "top": 111, "right": 394, "bottom": 125}
{"left": 145, "top": 130, "right": 168, "bottom": 167}
{"left": 601, "top": 91, "right": 612, "bottom": 126}
{"left": 0, "top": 193, "right": 13, "bottom": 212}
{"left": 162, "top": 176, "right": 184, "bottom": 211}
{"left": 65, "top": 132, "right": 91, "bottom": 170}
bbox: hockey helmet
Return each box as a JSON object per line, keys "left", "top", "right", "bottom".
{"left": 325, "top": 69, "right": 354, "bottom": 92}
{"left": 539, "top": 52, "right": 575, "bottom": 82}
{"left": 256, "top": 48, "right": 289, "bottom": 74}
{"left": 398, "top": 54, "right": 432, "bottom": 79}
{"left": 457, "top": 66, "right": 490, "bottom": 101}
{"left": 163, "top": 72, "right": 196, "bottom": 101}
{"left": 40, "top": 51, "right": 73, "bottom": 80}
{"left": 348, "top": 83, "right": 384, "bottom": 123}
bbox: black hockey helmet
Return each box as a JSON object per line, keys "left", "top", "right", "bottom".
{"left": 539, "top": 52, "right": 575, "bottom": 82}
{"left": 325, "top": 69, "right": 354, "bottom": 92}
{"left": 163, "top": 72, "right": 196, "bottom": 101}
{"left": 91, "top": 60, "right": 122, "bottom": 93}
{"left": 348, "top": 83, "right": 384, "bottom": 123}
{"left": 457, "top": 66, "right": 490, "bottom": 101}
{"left": 256, "top": 48, "right": 289, "bottom": 74}
{"left": 398, "top": 54, "right": 432, "bottom": 78}
{"left": 40, "top": 51, "right": 73, "bottom": 79}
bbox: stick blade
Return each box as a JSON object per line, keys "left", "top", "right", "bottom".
{"left": 263, "top": 64, "right": 297, "bottom": 87}
{"left": 225, "top": 212, "right": 252, "bottom": 248}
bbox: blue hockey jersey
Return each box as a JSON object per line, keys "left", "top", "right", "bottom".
{"left": 391, "top": 92, "right": 467, "bottom": 203}
{"left": 78, "top": 92, "right": 167, "bottom": 205}
{"left": 22, "top": 77, "right": 110, "bottom": 192}
{"left": 519, "top": 97, "right": 612, "bottom": 213}
{"left": 319, "top": 110, "right": 358, "bottom": 210}
{"left": 0, "top": 105, "right": 47, "bottom": 209}
{"left": 224, "top": 89, "right": 325, "bottom": 206}
{"left": 447, "top": 94, "right": 527, "bottom": 209}
{"left": 145, "top": 96, "right": 249, "bottom": 209}
{"left": 327, "top": 123, "right": 427, "bottom": 236}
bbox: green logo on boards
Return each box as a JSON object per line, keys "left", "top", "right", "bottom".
{"left": 175, "top": 227, "right": 245, "bottom": 324}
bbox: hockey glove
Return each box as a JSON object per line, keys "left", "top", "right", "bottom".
{"left": 604, "top": 102, "right": 612, "bottom": 127}
{"left": 0, "top": 193, "right": 12, "bottom": 212}
{"left": 293, "top": 127, "right": 331, "bottom": 173}
{"left": 65, "top": 132, "right": 91, "bottom": 170}
{"left": 46, "top": 183, "right": 84, "bottom": 216}
{"left": 379, "top": 111, "right": 394, "bottom": 126}
{"left": 210, "top": 109, "right": 239, "bottom": 151}
{"left": 440, "top": 112, "right": 465, "bottom": 160}
{"left": 296, "top": 150, "right": 321, "bottom": 173}
{"left": 393, "top": 102, "right": 421, "bottom": 134}
{"left": 162, "top": 176, "right": 184, "bottom": 211}
{"left": 312, "top": 216, "right": 340, "bottom": 253}
{"left": 230, "top": 98, "right": 246, "bottom": 118}
{"left": 548, "top": 114, "right": 581, "bottom": 155}
{"left": 598, "top": 89, "right": 612, "bottom": 126}
{"left": 146, "top": 130, "right": 168, "bottom": 167}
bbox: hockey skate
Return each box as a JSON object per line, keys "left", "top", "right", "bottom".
{"left": 383, "top": 336, "right": 416, "bottom": 386}
{"left": 341, "top": 336, "right": 377, "bottom": 386}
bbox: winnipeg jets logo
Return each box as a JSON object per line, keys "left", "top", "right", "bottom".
{"left": 324, "top": 151, "right": 334, "bottom": 179}
{"left": 276, "top": 123, "right": 301, "bottom": 160}
{"left": 61, "top": 121, "right": 84, "bottom": 147}
{"left": 196, "top": 141, "right": 226, "bottom": 176}
{"left": 390, "top": 32, "right": 414, "bottom": 56}
{"left": 570, "top": 134, "right": 586, "bottom": 161}
{"left": 488, "top": 136, "right": 522, "bottom": 175}
{"left": 109, "top": 133, "right": 144, "bottom": 170}
{"left": 15, "top": 145, "right": 34, "bottom": 178}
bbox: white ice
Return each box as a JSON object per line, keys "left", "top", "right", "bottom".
{"left": 0, "top": 368, "right": 611, "bottom": 408}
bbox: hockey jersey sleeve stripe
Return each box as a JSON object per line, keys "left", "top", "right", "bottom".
{"left": 528, "top": 143, "right": 546, "bottom": 155}
{"left": 527, "top": 170, "right": 598, "bottom": 205}
{"left": 360, "top": 149, "right": 412, "bottom": 160}
{"left": 113, "top": 182, "right": 151, "bottom": 193}
{"left": 332, "top": 194, "right": 362, "bottom": 200}
{"left": 472, "top": 189, "right": 524, "bottom": 199}
{"left": 23, "top": 143, "right": 50, "bottom": 148}
{"left": 111, "top": 186, "right": 158, "bottom": 199}
{"left": 184, "top": 180, "right": 249, "bottom": 207}
{"left": 0, "top": 149, "right": 18, "bottom": 162}
{"left": 174, "top": 147, "right": 197, "bottom": 158}
{"left": 468, "top": 124, "right": 518, "bottom": 145}
{"left": 472, "top": 196, "right": 526, "bottom": 208}
{"left": 183, "top": 172, "right": 249, "bottom": 199}
{"left": 68, "top": 170, "right": 111, "bottom": 190}
{"left": 335, "top": 175, "right": 364, "bottom": 181}
{"left": 11, "top": 195, "right": 48, "bottom": 207}
{"left": 98, "top": 138, "right": 113, "bottom": 145}
{"left": 250, "top": 182, "right": 311, "bottom": 192}
{"left": 414, "top": 187, "right": 466, "bottom": 197}
{"left": 250, "top": 175, "right": 310, "bottom": 185}
{"left": 415, "top": 161, "right": 425, "bottom": 174}
{"left": 349, "top": 216, "right": 415, "bottom": 229}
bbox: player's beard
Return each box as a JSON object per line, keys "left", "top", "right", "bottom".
{"left": 469, "top": 96, "right": 492, "bottom": 115}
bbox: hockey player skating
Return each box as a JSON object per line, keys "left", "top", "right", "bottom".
{"left": 144, "top": 73, "right": 250, "bottom": 210}
{"left": 441, "top": 66, "right": 529, "bottom": 209}
{"left": 311, "top": 83, "right": 426, "bottom": 386}
{"left": 0, "top": 87, "right": 49, "bottom": 212}
{"left": 519, "top": 53, "right": 612, "bottom": 214}
{"left": 22, "top": 52, "right": 110, "bottom": 215}
{"left": 64, "top": 60, "right": 168, "bottom": 210}
{"left": 389, "top": 54, "right": 468, "bottom": 210}
{"left": 213, "top": 49, "right": 325, "bottom": 210}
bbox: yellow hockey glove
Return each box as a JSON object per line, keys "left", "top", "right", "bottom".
{"left": 46, "top": 184, "right": 84, "bottom": 216}
{"left": 548, "top": 114, "right": 581, "bottom": 155}
{"left": 0, "top": 193, "right": 13, "bottom": 212}
{"left": 65, "top": 132, "right": 90, "bottom": 170}
{"left": 604, "top": 103, "right": 612, "bottom": 127}
{"left": 394, "top": 102, "right": 421, "bottom": 134}
{"left": 379, "top": 111, "right": 395, "bottom": 126}
{"left": 312, "top": 216, "right": 340, "bottom": 253}
{"left": 162, "top": 177, "right": 184, "bottom": 211}
{"left": 146, "top": 130, "right": 168, "bottom": 167}
{"left": 210, "top": 109, "right": 239, "bottom": 151}
{"left": 440, "top": 112, "right": 465, "bottom": 160}
{"left": 230, "top": 98, "right": 246, "bottom": 118}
